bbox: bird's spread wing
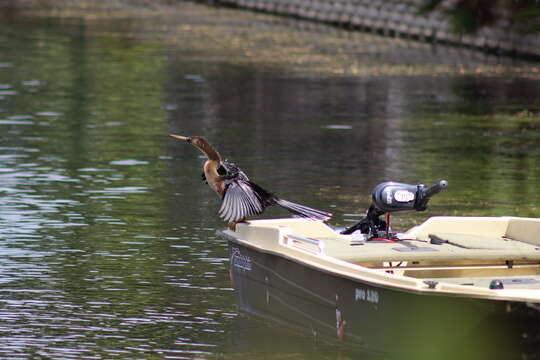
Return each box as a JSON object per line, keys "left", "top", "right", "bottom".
{"left": 219, "top": 179, "right": 264, "bottom": 222}
{"left": 221, "top": 160, "right": 249, "bottom": 181}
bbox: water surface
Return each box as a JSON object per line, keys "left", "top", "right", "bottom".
{"left": 0, "top": 2, "right": 539, "bottom": 359}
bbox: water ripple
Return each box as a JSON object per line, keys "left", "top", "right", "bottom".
{"left": 109, "top": 159, "right": 149, "bottom": 166}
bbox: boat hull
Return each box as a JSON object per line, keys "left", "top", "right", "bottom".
{"left": 228, "top": 240, "right": 540, "bottom": 358}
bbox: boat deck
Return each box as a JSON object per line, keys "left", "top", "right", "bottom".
{"left": 303, "top": 232, "right": 540, "bottom": 287}
{"left": 320, "top": 232, "right": 540, "bottom": 264}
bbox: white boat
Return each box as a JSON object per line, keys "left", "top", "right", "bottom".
{"left": 222, "top": 180, "right": 540, "bottom": 357}
{"left": 225, "top": 215, "right": 540, "bottom": 301}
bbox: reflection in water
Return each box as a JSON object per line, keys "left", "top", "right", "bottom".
{"left": 0, "top": 1, "right": 539, "bottom": 358}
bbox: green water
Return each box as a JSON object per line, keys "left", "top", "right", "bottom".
{"left": 0, "top": 2, "right": 539, "bottom": 359}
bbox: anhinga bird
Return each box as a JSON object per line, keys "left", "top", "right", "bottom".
{"left": 170, "top": 134, "right": 332, "bottom": 228}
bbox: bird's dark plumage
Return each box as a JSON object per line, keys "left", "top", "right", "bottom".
{"left": 170, "top": 134, "right": 332, "bottom": 226}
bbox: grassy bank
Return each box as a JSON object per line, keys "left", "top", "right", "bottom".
{"left": 0, "top": 0, "right": 182, "bottom": 18}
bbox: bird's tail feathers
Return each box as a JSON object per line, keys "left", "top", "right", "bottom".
{"left": 274, "top": 198, "right": 332, "bottom": 221}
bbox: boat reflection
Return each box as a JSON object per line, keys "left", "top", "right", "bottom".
{"left": 229, "top": 242, "right": 540, "bottom": 360}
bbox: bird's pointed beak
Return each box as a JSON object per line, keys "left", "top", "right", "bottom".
{"left": 169, "top": 134, "right": 191, "bottom": 142}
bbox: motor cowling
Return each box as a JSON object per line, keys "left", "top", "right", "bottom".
{"left": 372, "top": 180, "right": 448, "bottom": 213}
{"left": 372, "top": 182, "right": 419, "bottom": 212}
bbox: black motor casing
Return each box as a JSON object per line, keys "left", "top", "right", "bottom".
{"left": 371, "top": 182, "right": 421, "bottom": 213}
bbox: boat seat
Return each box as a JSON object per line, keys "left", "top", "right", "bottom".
{"left": 505, "top": 218, "right": 540, "bottom": 246}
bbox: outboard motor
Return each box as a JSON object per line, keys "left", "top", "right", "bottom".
{"left": 341, "top": 180, "right": 448, "bottom": 238}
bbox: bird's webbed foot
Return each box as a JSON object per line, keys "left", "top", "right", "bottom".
{"left": 228, "top": 219, "right": 248, "bottom": 231}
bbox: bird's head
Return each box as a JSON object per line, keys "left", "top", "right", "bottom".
{"left": 169, "top": 134, "right": 220, "bottom": 161}
{"left": 169, "top": 134, "right": 207, "bottom": 146}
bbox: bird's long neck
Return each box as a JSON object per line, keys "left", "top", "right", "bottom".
{"left": 197, "top": 139, "right": 221, "bottom": 162}
{"left": 196, "top": 139, "right": 225, "bottom": 196}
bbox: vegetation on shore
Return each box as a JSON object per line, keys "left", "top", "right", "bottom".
{"left": 420, "top": 0, "right": 540, "bottom": 34}
{"left": 4, "top": 0, "right": 540, "bottom": 35}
